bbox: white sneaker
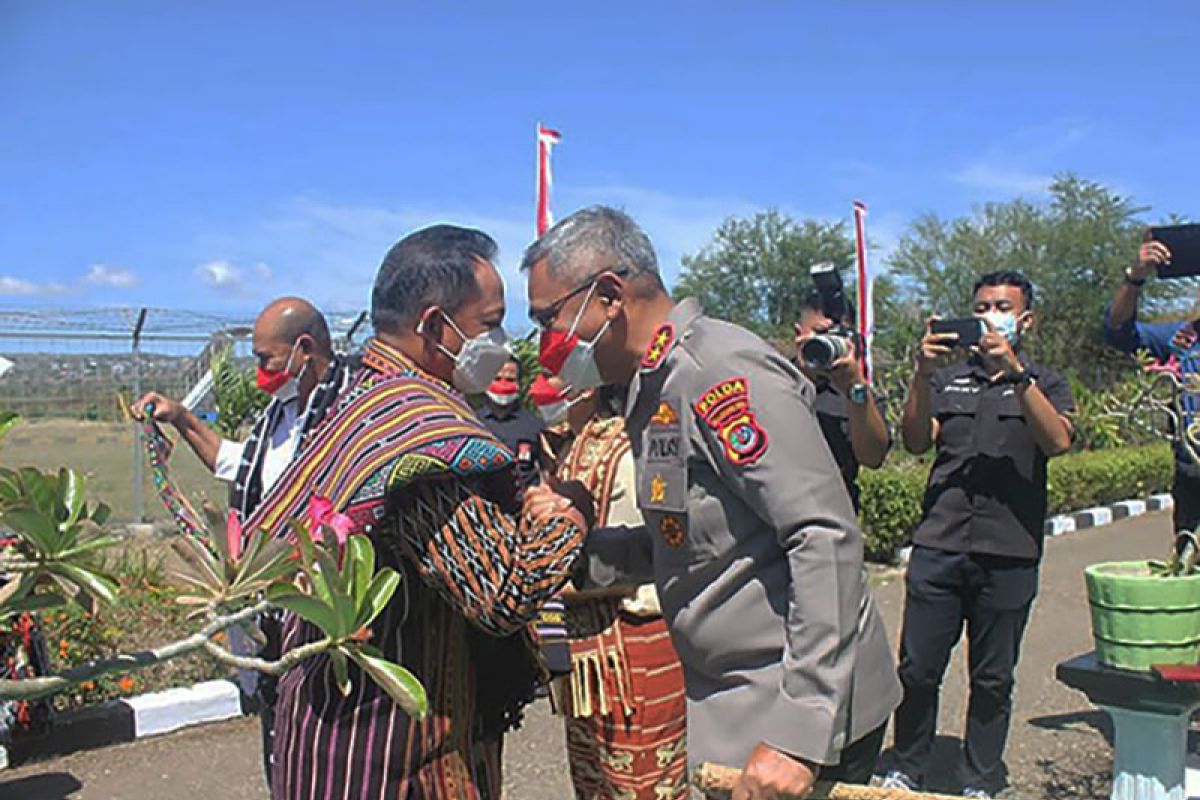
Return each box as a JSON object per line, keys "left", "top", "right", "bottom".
{"left": 879, "top": 770, "right": 920, "bottom": 791}
{"left": 963, "top": 788, "right": 993, "bottom": 799}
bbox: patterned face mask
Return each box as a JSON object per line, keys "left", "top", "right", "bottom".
{"left": 421, "top": 311, "right": 512, "bottom": 396}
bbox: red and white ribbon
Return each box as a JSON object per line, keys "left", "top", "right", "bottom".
{"left": 536, "top": 124, "right": 562, "bottom": 236}
{"left": 853, "top": 200, "right": 874, "bottom": 383}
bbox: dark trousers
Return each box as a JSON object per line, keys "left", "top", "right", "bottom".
{"left": 1173, "top": 465, "right": 1200, "bottom": 534}
{"left": 823, "top": 724, "right": 888, "bottom": 785}
{"left": 891, "top": 547, "right": 1038, "bottom": 792}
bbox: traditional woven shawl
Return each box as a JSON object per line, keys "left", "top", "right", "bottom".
{"left": 244, "top": 344, "right": 512, "bottom": 537}
{"left": 229, "top": 353, "right": 356, "bottom": 519}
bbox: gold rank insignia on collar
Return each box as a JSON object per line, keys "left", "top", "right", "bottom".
{"left": 640, "top": 322, "right": 676, "bottom": 372}
{"left": 650, "top": 401, "right": 679, "bottom": 426}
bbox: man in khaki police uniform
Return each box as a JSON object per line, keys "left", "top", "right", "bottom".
{"left": 523, "top": 206, "right": 901, "bottom": 800}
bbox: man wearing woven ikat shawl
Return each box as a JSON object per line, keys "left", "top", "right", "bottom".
{"left": 247, "top": 225, "right": 588, "bottom": 800}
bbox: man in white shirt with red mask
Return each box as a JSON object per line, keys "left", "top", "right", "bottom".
{"left": 132, "top": 296, "right": 352, "bottom": 785}
{"left": 134, "top": 296, "right": 347, "bottom": 514}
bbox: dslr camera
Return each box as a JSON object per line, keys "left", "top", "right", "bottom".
{"left": 799, "top": 262, "right": 858, "bottom": 370}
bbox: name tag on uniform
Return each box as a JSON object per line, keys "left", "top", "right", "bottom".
{"left": 639, "top": 400, "right": 688, "bottom": 515}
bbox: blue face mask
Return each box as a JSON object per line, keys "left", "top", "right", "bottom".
{"left": 981, "top": 311, "right": 1023, "bottom": 348}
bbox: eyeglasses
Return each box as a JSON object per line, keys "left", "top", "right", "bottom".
{"left": 528, "top": 268, "right": 629, "bottom": 330}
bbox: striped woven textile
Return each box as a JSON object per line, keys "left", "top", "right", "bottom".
{"left": 553, "top": 416, "right": 688, "bottom": 800}
{"left": 252, "top": 338, "right": 585, "bottom": 800}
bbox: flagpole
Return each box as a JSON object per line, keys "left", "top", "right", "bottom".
{"left": 853, "top": 200, "right": 872, "bottom": 384}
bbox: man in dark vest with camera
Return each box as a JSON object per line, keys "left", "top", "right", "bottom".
{"left": 883, "top": 270, "right": 1074, "bottom": 798}
{"left": 792, "top": 265, "right": 890, "bottom": 512}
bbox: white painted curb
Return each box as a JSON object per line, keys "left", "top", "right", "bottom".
{"left": 125, "top": 679, "right": 242, "bottom": 738}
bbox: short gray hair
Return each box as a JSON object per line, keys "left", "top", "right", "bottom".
{"left": 520, "top": 206, "right": 661, "bottom": 289}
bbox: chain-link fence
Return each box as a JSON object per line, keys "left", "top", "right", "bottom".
{"left": 0, "top": 307, "right": 369, "bottom": 523}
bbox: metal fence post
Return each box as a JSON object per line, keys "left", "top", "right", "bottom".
{"left": 131, "top": 307, "right": 147, "bottom": 522}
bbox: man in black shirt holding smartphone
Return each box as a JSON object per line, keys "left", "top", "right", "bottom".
{"left": 882, "top": 271, "right": 1074, "bottom": 798}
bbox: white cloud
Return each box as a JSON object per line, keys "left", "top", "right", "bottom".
{"left": 189, "top": 185, "right": 763, "bottom": 326}
{"left": 254, "top": 262, "right": 273, "bottom": 281}
{"left": 195, "top": 259, "right": 244, "bottom": 289}
{"left": 950, "top": 163, "right": 1052, "bottom": 196}
{"left": 84, "top": 263, "right": 138, "bottom": 288}
{"left": 0, "top": 275, "right": 69, "bottom": 296}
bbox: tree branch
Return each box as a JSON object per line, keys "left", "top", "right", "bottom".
{"left": 0, "top": 600, "right": 274, "bottom": 702}
{"left": 202, "top": 637, "right": 331, "bottom": 676}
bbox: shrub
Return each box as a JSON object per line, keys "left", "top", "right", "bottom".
{"left": 858, "top": 443, "right": 1174, "bottom": 563}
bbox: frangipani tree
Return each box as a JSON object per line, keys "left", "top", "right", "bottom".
{"left": 0, "top": 413, "right": 425, "bottom": 717}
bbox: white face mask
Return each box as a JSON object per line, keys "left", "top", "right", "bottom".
{"left": 487, "top": 389, "right": 520, "bottom": 407}
{"left": 424, "top": 311, "right": 512, "bottom": 395}
{"left": 557, "top": 284, "right": 610, "bottom": 391}
{"left": 980, "top": 310, "right": 1023, "bottom": 348}
{"left": 537, "top": 399, "right": 570, "bottom": 426}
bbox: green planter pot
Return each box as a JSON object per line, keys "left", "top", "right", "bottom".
{"left": 1086, "top": 561, "right": 1200, "bottom": 672}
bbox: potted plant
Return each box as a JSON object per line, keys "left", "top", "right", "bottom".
{"left": 1086, "top": 532, "right": 1200, "bottom": 671}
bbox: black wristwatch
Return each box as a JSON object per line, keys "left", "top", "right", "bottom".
{"left": 1124, "top": 267, "right": 1147, "bottom": 288}
{"left": 848, "top": 383, "right": 870, "bottom": 405}
{"left": 1006, "top": 368, "right": 1035, "bottom": 388}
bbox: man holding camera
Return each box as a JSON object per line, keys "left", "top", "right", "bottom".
{"left": 793, "top": 288, "right": 890, "bottom": 511}
{"left": 1104, "top": 235, "right": 1200, "bottom": 535}
{"left": 884, "top": 271, "right": 1074, "bottom": 798}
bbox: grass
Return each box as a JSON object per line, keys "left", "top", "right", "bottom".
{"left": 40, "top": 537, "right": 236, "bottom": 710}
{"left": 1, "top": 418, "right": 227, "bottom": 523}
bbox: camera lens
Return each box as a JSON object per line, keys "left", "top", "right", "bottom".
{"left": 801, "top": 335, "right": 850, "bottom": 370}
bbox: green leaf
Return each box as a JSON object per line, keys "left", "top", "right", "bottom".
{"left": 59, "top": 533, "right": 123, "bottom": 560}
{"left": 330, "top": 648, "right": 353, "bottom": 697}
{"left": 3, "top": 506, "right": 62, "bottom": 555}
{"left": 348, "top": 536, "right": 373, "bottom": 606}
{"left": 49, "top": 563, "right": 118, "bottom": 606}
{"left": 57, "top": 467, "right": 86, "bottom": 525}
{"left": 266, "top": 585, "right": 340, "bottom": 639}
{"left": 91, "top": 502, "right": 112, "bottom": 527}
{"left": 312, "top": 547, "right": 355, "bottom": 636}
{"left": 0, "top": 411, "right": 19, "bottom": 439}
{"left": 19, "top": 468, "right": 55, "bottom": 514}
{"left": 355, "top": 569, "right": 400, "bottom": 631}
{"left": 346, "top": 647, "right": 427, "bottom": 717}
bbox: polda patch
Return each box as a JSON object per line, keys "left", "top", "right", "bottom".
{"left": 693, "top": 376, "right": 769, "bottom": 466}
{"left": 641, "top": 322, "right": 676, "bottom": 372}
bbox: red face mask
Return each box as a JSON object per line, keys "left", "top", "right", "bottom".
{"left": 528, "top": 374, "right": 569, "bottom": 407}
{"left": 487, "top": 378, "right": 519, "bottom": 398}
{"left": 256, "top": 366, "right": 291, "bottom": 395}
{"left": 537, "top": 327, "right": 577, "bottom": 376}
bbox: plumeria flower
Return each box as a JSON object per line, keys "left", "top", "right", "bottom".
{"left": 226, "top": 510, "right": 244, "bottom": 563}
{"left": 307, "top": 495, "right": 354, "bottom": 546}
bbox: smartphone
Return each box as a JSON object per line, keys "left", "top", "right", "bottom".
{"left": 1150, "top": 223, "right": 1200, "bottom": 279}
{"left": 930, "top": 317, "right": 984, "bottom": 347}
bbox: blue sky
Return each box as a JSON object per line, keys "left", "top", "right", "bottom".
{"left": 2, "top": 2, "right": 1197, "bottom": 328}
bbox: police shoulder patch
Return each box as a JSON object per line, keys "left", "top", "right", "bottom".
{"left": 693, "top": 375, "right": 768, "bottom": 466}
{"left": 641, "top": 322, "right": 676, "bottom": 372}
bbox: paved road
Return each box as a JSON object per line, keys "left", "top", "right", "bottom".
{"left": 0, "top": 511, "right": 1177, "bottom": 799}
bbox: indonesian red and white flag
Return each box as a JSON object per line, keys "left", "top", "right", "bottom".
{"left": 853, "top": 200, "right": 875, "bottom": 383}
{"left": 536, "top": 124, "right": 562, "bottom": 236}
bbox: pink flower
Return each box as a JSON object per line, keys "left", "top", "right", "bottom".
{"left": 226, "top": 510, "right": 244, "bottom": 562}
{"left": 307, "top": 495, "right": 354, "bottom": 546}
